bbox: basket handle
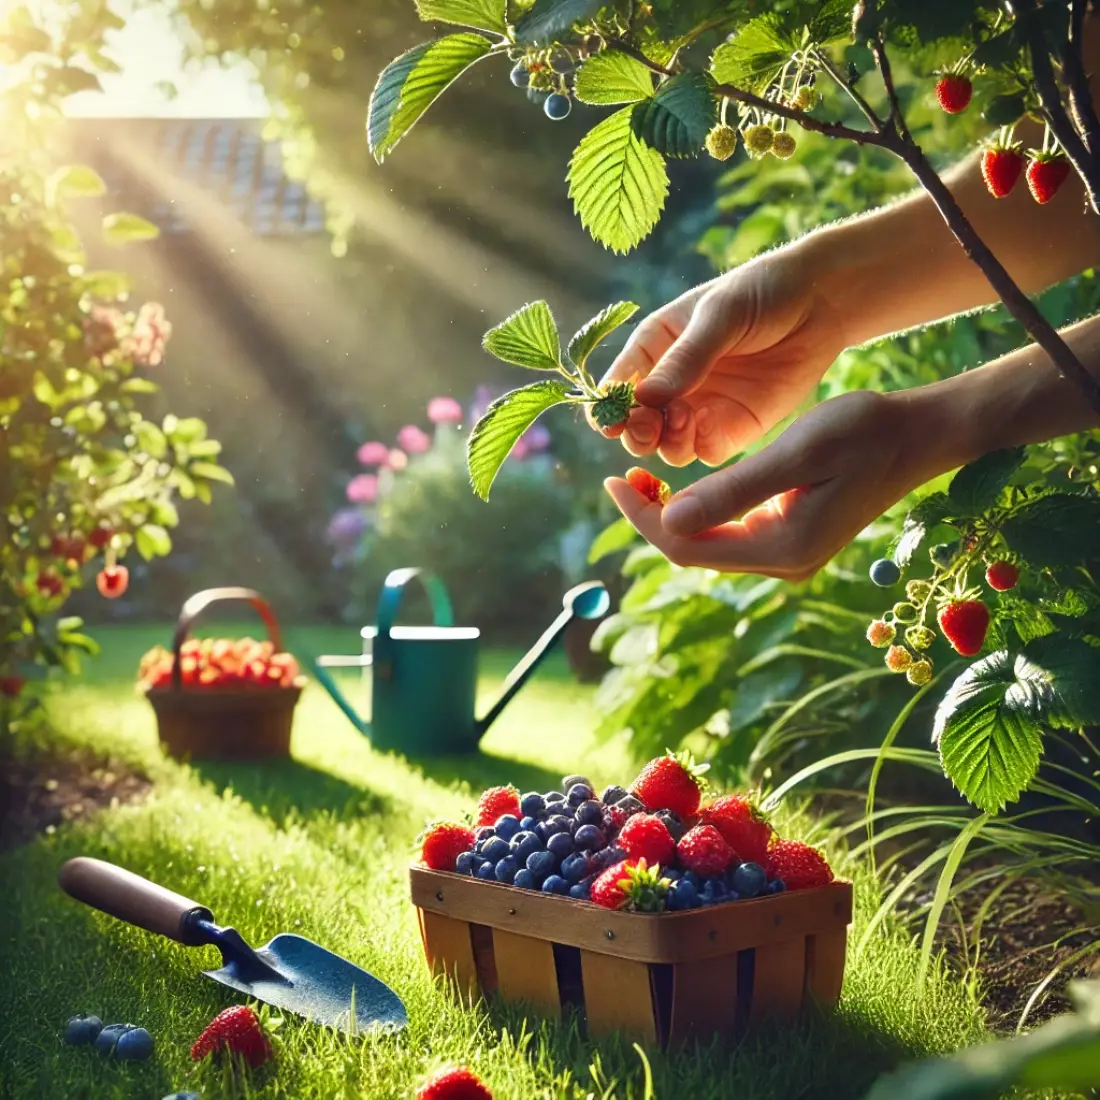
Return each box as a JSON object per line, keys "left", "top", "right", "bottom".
{"left": 171, "top": 587, "right": 281, "bottom": 691}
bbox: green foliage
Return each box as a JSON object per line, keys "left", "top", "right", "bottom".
{"left": 101, "top": 212, "right": 160, "bottom": 245}
{"left": 567, "top": 300, "right": 639, "bottom": 369}
{"left": 947, "top": 446, "right": 1026, "bottom": 516}
{"left": 414, "top": 0, "right": 507, "bottom": 34}
{"left": 482, "top": 300, "right": 561, "bottom": 370}
{"left": 573, "top": 51, "right": 654, "bottom": 105}
{"left": 513, "top": 0, "right": 603, "bottom": 46}
{"left": 630, "top": 73, "right": 717, "bottom": 159}
{"left": 1001, "top": 492, "right": 1100, "bottom": 568}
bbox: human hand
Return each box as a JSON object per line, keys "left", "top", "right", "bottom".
{"left": 588, "top": 243, "right": 850, "bottom": 467}
{"left": 603, "top": 390, "right": 947, "bottom": 580}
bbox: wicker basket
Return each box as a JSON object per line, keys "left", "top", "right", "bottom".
{"left": 145, "top": 587, "right": 302, "bottom": 761}
{"left": 411, "top": 866, "right": 853, "bottom": 1047}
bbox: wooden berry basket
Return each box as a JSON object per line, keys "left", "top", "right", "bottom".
{"left": 146, "top": 587, "right": 303, "bottom": 762}
{"left": 410, "top": 866, "right": 853, "bottom": 1047}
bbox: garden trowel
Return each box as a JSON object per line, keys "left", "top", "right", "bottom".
{"left": 58, "top": 857, "right": 407, "bottom": 1034}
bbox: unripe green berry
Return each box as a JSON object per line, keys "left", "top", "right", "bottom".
{"left": 591, "top": 381, "right": 635, "bottom": 429}
{"left": 705, "top": 123, "right": 738, "bottom": 161}
{"left": 771, "top": 131, "right": 797, "bottom": 159}
{"left": 792, "top": 86, "right": 817, "bottom": 111}
{"left": 930, "top": 542, "right": 957, "bottom": 568}
{"left": 905, "top": 579, "right": 932, "bottom": 603}
{"left": 743, "top": 124, "right": 775, "bottom": 159}
{"left": 866, "top": 618, "right": 896, "bottom": 648}
{"left": 885, "top": 645, "right": 912, "bottom": 672}
{"left": 892, "top": 602, "right": 919, "bottom": 624}
{"left": 906, "top": 659, "right": 933, "bottom": 686}
{"left": 905, "top": 625, "right": 936, "bottom": 651}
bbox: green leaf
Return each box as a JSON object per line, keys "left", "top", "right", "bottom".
{"left": 568, "top": 301, "right": 639, "bottom": 368}
{"left": 1017, "top": 635, "right": 1100, "bottom": 729}
{"left": 167, "top": 416, "right": 207, "bottom": 444}
{"left": 77, "top": 269, "right": 131, "bottom": 299}
{"left": 0, "top": 7, "right": 51, "bottom": 61}
{"left": 932, "top": 650, "right": 1045, "bottom": 813}
{"left": 948, "top": 446, "right": 1025, "bottom": 514}
{"left": 567, "top": 107, "right": 669, "bottom": 255}
{"left": 135, "top": 523, "right": 172, "bottom": 560}
{"left": 1002, "top": 493, "right": 1100, "bottom": 567}
{"left": 588, "top": 516, "right": 638, "bottom": 564}
{"left": 120, "top": 378, "right": 159, "bottom": 394}
{"left": 710, "top": 15, "right": 795, "bottom": 95}
{"left": 43, "top": 64, "right": 101, "bottom": 97}
{"left": 983, "top": 93, "right": 1027, "bottom": 127}
{"left": 631, "top": 73, "right": 717, "bottom": 159}
{"left": 102, "top": 212, "right": 160, "bottom": 245}
{"left": 190, "top": 462, "right": 235, "bottom": 485}
{"left": 467, "top": 379, "right": 571, "bottom": 500}
{"left": 46, "top": 165, "right": 106, "bottom": 204}
{"left": 892, "top": 491, "right": 952, "bottom": 568}
{"left": 483, "top": 301, "right": 561, "bottom": 370}
{"left": 134, "top": 421, "right": 167, "bottom": 459}
{"left": 414, "top": 0, "right": 506, "bottom": 33}
{"left": 574, "top": 50, "right": 654, "bottom": 105}
{"left": 368, "top": 34, "right": 493, "bottom": 163}
{"left": 514, "top": 0, "right": 602, "bottom": 46}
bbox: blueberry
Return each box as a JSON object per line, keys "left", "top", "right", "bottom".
{"left": 476, "top": 861, "right": 497, "bottom": 881}
{"left": 870, "top": 558, "right": 901, "bottom": 587}
{"left": 655, "top": 810, "right": 685, "bottom": 842}
{"left": 667, "top": 878, "right": 701, "bottom": 911}
{"left": 94, "top": 1023, "right": 131, "bottom": 1056}
{"left": 544, "top": 790, "right": 566, "bottom": 805}
{"left": 475, "top": 826, "right": 495, "bottom": 842}
{"left": 617, "top": 794, "right": 646, "bottom": 816}
{"left": 494, "top": 814, "right": 522, "bottom": 841}
{"left": 663, "top": 867, "right": 681, "bottom": 883}
{"left": 542, "top": 874, "right": 570, "bottom": 895}
{"left": 561, "top": 852, "right": 591, "bottom": 883}
{"left": 574, "top": 824, "right": 606, "bottom": 851}
{"left": 162, "top": 1094, "right": 201, "bottom": 1100}
{"left": 115, "top": 1026, "right": 153, "bottom": 1061}
{"left": 510, "top": 63, "right": 531, "bottom": 87}
{"left": 700, "top": 877, "right": 730, "bottom": 906}
{"left": 567, "top": 782, "right": 594, "bottom": 806}
{"left": 65, "top": 1014, "right": 103, "bottom": 1045}
{"left": 482, "top": 836, "right": 510, "bottom": 863}
{"left": 575, "top": 800, "right": 604, "bottom": 827}
{"left": 548, "top": 831, "right": 574, "bottom": 859}
{"left": 767, "top": 878, "right": 787, "bottom": 894}
{"left": 510, "top": 830, "right": 542, "bottom": 864}
{"left": 601, "top": 785, "right": 629, "bottom": 805}
{"left": 495, "top": 856, "right": 518, "bottom": 885}
{"left": 544, "top": 92, "right": 572, "bottom": 120}
{"left": 520, "top": 792, "right": 545, "bottom": 819}
{"left": 596, "top": 847, "right": 627, "bottom": 870}
{"left": 514, "top": 869, "right": 538, "bottom": 890}
{"left": 520, "top": 815, "right": 538, "bottom": 831}
{"left": 526, "top": 850, "right": 556, "bottom": 881}
{"left": 455, "top": 851, "right": 480, "bottom": 876}
{"left": 568, "top": 880, "right": 592, "bottom": 900}
{"left": 732, "top": 862, "right": 767, "bottom": 899}
{"left": 682, "top": 871, "right": 700, "bottom": 889}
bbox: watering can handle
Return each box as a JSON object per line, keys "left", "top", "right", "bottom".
{"left": 376, "top": 568, "right": 454, "bottom": 639}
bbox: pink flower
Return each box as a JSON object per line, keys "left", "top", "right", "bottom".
{"left": 396, "top": 424, "right": 431, "bottom": 454}
{"left": 427, "top": 396, "right": 464, "bottom": 425}
{"left": 521, "top": 423, "right": 551, "bottom": 453}
{"left": 388, "top": 448, "right": 408, "bottom": 470}
{"left": 84, "top": 305, "right": 125, "bottom": 357}
{"left": 357, "top": 440, "right": 391, "bottom": 466}
{"left": 123, "top": 302, "right": 172, "bottom": 367}
{"left": 346, "top": 473, "right": 379, "bottom": 503}
{"left": 327, "top": 507, "right": 367, "bottom": 549}
{"left": 511, "top": 438, "right": 530, "bottom": 462}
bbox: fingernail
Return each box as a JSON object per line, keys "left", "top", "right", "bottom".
{"left": 663, "top": 495, "right": 705, "bottom": 534}
{"left": 666, "top": 406, "right": 688, "bottom": 432}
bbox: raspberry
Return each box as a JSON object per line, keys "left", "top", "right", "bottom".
{"left": 771, "top": 131, "right": 797, "bottom": 159}
{"left": 866, "top": 619, "right": 896, "bottom": 648}
{"left": 937, "top": 600, "right": 990, "bottom": 657}
{"left": 617, "top": 813, "right": 676, "bottom": 865}
{"left": 935, "top": 74, "right": 972, "bottom": 114}
{"left": 743, "top": 124, "right": 775, "bottom": 159}
{"left": 676, "top": 824, "right": 734, "bottom": 877}
{"left": 765, "top": 840, "right": 833, "bottom": 890}
{"left": 907, "top": 659, "right": 933, "bottom": 686}
{"left": 1027, "top": 154, "right": 1071, "bottom": 204}
{"left": 420, "top": 822, "right": 477, "bottom": 872}
{"left": 625, "top": 467, "right": 671, "bottom": 505}
{"left": 985, "top": 561, "right": 1019, "bottom": 591}
{"left": 885, "top": 645, "right": 912, "bottom": 672}
{"left": 981, "top": 145, "right": 1025, "bottom": 198}
{"left": 705, "top": 123, "right": 738, "bottom": 161}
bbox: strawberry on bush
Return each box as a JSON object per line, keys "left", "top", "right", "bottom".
{"left": 137, "top": 637, "right": 303, "bottom": 691}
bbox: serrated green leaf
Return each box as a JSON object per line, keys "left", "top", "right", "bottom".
{"left": 933, "top": 650, "right": 1044, "bottom": 813}
{"left": 468, "top": 379, "right": 572, "bottom": 499}
{"left": 514, "top": 0, "right": 602, "bottom": 45}
{"left": 891, "top": 491, "right": 952, "bottom": 568}
{"left": 102, "top": 212, "right": 160, "bottom": 245}
{"left": 983, "top": 93, "right": 1027, "bottom": 127}
{"left": 808, "top": 0, "right": 859, "bottom": 43}
{"left": 134, "top": 421, "right": 167, "bottom": 459}
{"left": 414, "top": 0, "right": 506, "bottom": 33}
{"left": 588, "top": 516, "right": 638, "bottom": 564}
{"left": 710, "top": 15, "right": 796, "bottom": 95}
{"left": 46, "top": 164, "right": 106, "bottom": 205}
{"left": 568, "top": 301, "right": 639, "bottom": 368}
{"left": 135, "top": 523, "right": 172, "bottom": 560}
{"left": 574, "top": 50, "right": 654, "bottom": 105}
{"left": 948, "top": 446, "right": 1025, "bottom": 514}
{"left": 1018, "top": 635, "right": 1100, "bottom": 729}
{"left": 191, "top": 462, "right": 235, "bottom": 485}
{"left": 567, "top": 107, "right": 669, "bottom": 254}
{"left": 167, "top": 416, "right": 207, "bottom": 444}
{"left": 483, "top": 301, "right": 561, "bottom": 370}
{"left": 1002, "top": 493, "right": 1100, "bottom": 567}
{"left": 631, "top": 73, "right": 716, "bottom": 158}
{"left": 368, "top": 34, "right": 493, "bottom": 163}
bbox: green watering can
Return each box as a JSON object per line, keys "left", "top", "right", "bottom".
{"left": 312, "top": 567, "right": 609, "bottom": 755}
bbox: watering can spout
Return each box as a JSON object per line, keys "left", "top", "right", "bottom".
{"left": 476, "top": 581, "right": 610, "bottom": 736}
{"left": 312, "top": 653, "right": 372, "bottom": 738}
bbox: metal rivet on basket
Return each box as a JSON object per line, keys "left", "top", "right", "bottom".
{"left": 435, "top": 891, "right": 444, "bottom": 902}
{"left": 605, "top": 929, "right": 615, "bottom": 940}
{"left": 708, "top": 929, "right": 718, "bottom": 942}
{"left": 508, "top": 908, "right": 517, "bottom": 916}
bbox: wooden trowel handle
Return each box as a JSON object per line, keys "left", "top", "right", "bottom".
{"left": 58, "top": 857, "right": 215, "bottom": 946}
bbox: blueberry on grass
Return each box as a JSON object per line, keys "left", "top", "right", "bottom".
{"left": 495, "top": 856, "right": 518, "bottom": 885}
{"left": 542, "top": 874, "right": 570, "bottom": 895}
{"left": 601, "top": 785, "right": 629, "bottom": 805}
{"left": 767, "top": 878, "right": 787, "bottom": 894}
{"left": 162, "top": 1094, "right": 201, "bottom": 1100}
{"left": 510, "top": 63, "right": 530, "bottom": 87}
{"left": 732, "top": 862, "right": 767, "bottom": 899}
{"left": 574, "top": 800, "right": 603, "bottom": 827}
{"left": 476, "top": 861, "right": 497, "bottom": 881}
{"left": 482, "top": 836, "right": 510, "bottom": 864}
{"left": 526, "top": 850, "right": 556, "bottom": 881}
{"left": 510, "top": 831, "right": 542, "bottom": 864}
{"left": 574, "top": 824, "right": 606, "bottom": 851}
{"left": 520, "top": 791, "right": 546, "bottom": 819}
{"left": 94, "top": 1023, "right": 132, "bottom": 1055}
{"left": 514, "top": 868, "right": 538, "bottom": 889}
{"left": 544, "top": 92, "right": 572, "bottom": 120}
{"left": 115, "top": 1026, "right": 154, "bottom": 1061}
{"left": 870, "top": 558, "right": 901, "bottom": 587}
{"left": 65, "top": 1014, "right": 103, "bottom": 1044}
{"left": 455, "top": 851, "right": 480, "bottom": 876}
{"left": 561, "top": 852, "right": 591, "bottom": 883}
{"left": 567, "top": 782, "right": 594, "bottom": 806}
{"left": 494, "top": 814, "right": 522, "bottom": 841}
{"left": 547, "top": 831, "right": 574, "bottom": 859}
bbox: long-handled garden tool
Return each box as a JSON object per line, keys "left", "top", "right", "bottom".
{"left": 59, "top": 857, "right": 408, "bottom": 1034}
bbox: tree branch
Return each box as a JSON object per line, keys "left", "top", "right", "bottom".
{"left": 872, "top": 36, "right": 912, "bottom": 143}
{"left": 1064, "top": 0, "right": 1100, "bottom": 157}
{"left": 814, "top": 49, "right": 885, "bottom": 133}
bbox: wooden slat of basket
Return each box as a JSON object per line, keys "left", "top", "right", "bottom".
{"left": 668, "top": 953, "right": 739, "bottom": 1046}
{"left": 750, "top": 938, "right": 806, "bottom": 1022}
{"left": 579, "top": 950, "right": 658, "bottom": 1043}
{"left": 411, "top": 868, "right": 852, "bottom": 965}
{"left": 420, "top": 910, "right": 479, "bottom": 1000}
{"left": 492, "top": 929, "right": 561, "bottom": 1019}
{"left": 805, "top": 928, "right": 847, "bottom": 1006}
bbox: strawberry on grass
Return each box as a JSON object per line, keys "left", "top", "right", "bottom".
{"left": 417, "top": 1065, "right": 494, "bottom": 1100}
{"left": 190, "top": 1004, "right": 272, "bottom": 1069}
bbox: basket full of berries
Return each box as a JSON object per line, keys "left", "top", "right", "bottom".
{"left": 139, "top": 587, "right": 305, "bottom": 761}
{"left": 410, "top": 754, "right": 852, "bottom": 1048}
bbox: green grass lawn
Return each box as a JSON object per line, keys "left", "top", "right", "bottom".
{"left": 0, "top": 624, "right": 1012, "bottom": 1099}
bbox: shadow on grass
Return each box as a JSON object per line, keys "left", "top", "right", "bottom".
{"left": 399, "top": 749, "right": 566, "bottom": 801}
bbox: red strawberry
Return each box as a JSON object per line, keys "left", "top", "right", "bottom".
{"left": 88, "top": 526, "right": 114, "bottom": 549}
{"left": 0, "top": 675, "right": 26, "bottom": 697}
{"left": 981, "top": 145, "right": 1024, "bottom": 198}
{"left": 676, "top": 824, "right": 734, "bottom": 877}
{"left": 985, "top": 561, "right": 1019, "bottom": 591}
{"left": 589, "top": 858, "right": 668, "bottom": 912}
{"left": 935, "top": 74, "right": 972, "bottom": 113}
{"left": 698, "top": 795, "right": 773, "bottom": 865}
{"left": 617, "top": 813, "right": 676, "bottom": 865}
{"left": 1027, "top": 154, "right": 1071, "bottom": 204}
{"left": 420, "top": 822, "right": 476, "bottom": 872}
{"left": 190, "top": 1005, "right": 272, "bottom": 1068}
{"left": 417, "top": 1065, "right": 494, "bottom": 1100}
{"left": 475, "top": 785, "right": 522, "bottom": 827}
{"left": 36, "top": 572, "right": 64, "bottom": 597}
{"left": 625, "top": 467, "right": 670, "bottom": 506}
{"left": 96, "top": 565, "right": 129, "bottom": 599}
{"left": 937, "top": 599, "right": 990, "bottom": 656}
{"left": 765, "top": 840, "right": 833, "bottom": 891}
{"left": 631, "top": 751, "right": 709, "bottom": 818}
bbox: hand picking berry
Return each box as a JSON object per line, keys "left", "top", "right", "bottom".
{"left": 698, "top": 795, "right": 772, "bottom": 865}
{"left": 985, "top": 561, "right": 1019, "bottom": 591}
{"left": 420, "top": 822, "right": 477, "bottom": 872}
{"left": 1026, "top": 153, "right": 1071, "bottom": 204}
{"left": 617, "top": 813, "right": 676, "bottom": 865}
{"left": 190, "top": 1004, "right": 272, "bottom": 1069}
{"left": 476, "top": 785, "right": 522, "bottom": 826}
{"left": 591, "top": 380, "right": 635, "bottom": 429}
{"left": 866, "top": 619, "right": 896, "bottom": 648}
{"left": 631, "top": 751, "right": 709, "bottom": 818}
{"left": 869, "top": 558, "right": 900, "bottom": 587}
{"left": 765, "top": 840, "right": 834, "bottom": 891}
{"left": 417, "top": 1065, "right": 494, "bottom": 1100}
{"left": 937, "top": 599, "right": 990, "bottom": 656}
{"left": 935, "top": 73, "right": 972, "bottom": 113}
{"left": 981, "top": 144, "right": 1025, "bottom": 198}
{"left": 625, "top": 467, "right": 671, "bottom": 506}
